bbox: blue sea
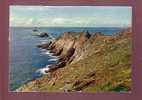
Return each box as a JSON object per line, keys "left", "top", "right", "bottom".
{"left": 9, "top": 27, "right": 123, "bottom": 91}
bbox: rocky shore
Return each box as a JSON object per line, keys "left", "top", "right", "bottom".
{"left": 16, "top": 28, "right": 132, "bottom": 92}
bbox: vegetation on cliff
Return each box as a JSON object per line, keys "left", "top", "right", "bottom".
{"left": 17, "top": 28, "right": 132, "bottom": 92}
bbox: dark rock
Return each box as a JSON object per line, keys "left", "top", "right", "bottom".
{"left": 73, "top": 79, "right": 95, "bottom": 91}
{"left": 86, "top": 31, "right": 91, "bottom": 38}
{"left": 57, "top": 61, "right": 66, "bottom": 68}
{"left": 58, "top": 48, "right": 75, "bottom": 63}
{"left": 38, "top": 32, "right": 49, "bottom": 37}
{"left": 66, "top": 48, "right": 75, "bottom": 58}
{"left": 58, "top": 55, "right": 67, "bottom": 62}
{"left": 67, "top": 56, "right": 75, "bottom": 64}
{"left": 45, "top": 61, "right": 66, "bottom": 73}
{"left": 45, "top": 65, "right": 58, "bottom": 73}
{"left": 79, "top": 31, "right": 91, "bottom": 39}
{"left": 52, "top": 48, "right": 63, "bottom": 56}
{"left": 37, "top": 41, "right": 52, "bottom": 49}
{"left": 50, "top": 48, "right": 57, "bottom": 53}
{"left": 47, "top": 44, "right": 55, "bottom": 50}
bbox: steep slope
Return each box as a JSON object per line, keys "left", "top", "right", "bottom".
{"left": 17, "top": 28, "right": 132, "bottom": 92}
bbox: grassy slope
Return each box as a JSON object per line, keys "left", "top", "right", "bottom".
{"left": 17, "top": 32, "right": 132, "bottom": 92}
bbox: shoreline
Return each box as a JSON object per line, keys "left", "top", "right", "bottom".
{"left": 15, "top": 28, "right": 132, "bottom": 92}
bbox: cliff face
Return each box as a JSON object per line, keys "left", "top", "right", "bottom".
{"left": 44, "top": 28, "right": 131, "bottom": 65}
{"left": 17, "top": 28, "right": 132, "bottom": 92}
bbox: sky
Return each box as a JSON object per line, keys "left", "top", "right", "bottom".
{"left": 10, "top": 6, "right": 132, "bottom": 27}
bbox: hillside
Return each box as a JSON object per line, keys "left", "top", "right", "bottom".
{"left": 16, "top": 28, "right": 132, "bottom": 92}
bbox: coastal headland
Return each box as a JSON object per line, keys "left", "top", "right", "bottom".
{"left": 16, "top": 28, "right": 132, "bottom": 92}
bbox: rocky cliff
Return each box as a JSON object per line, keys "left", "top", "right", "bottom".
{"left": 17, "top": 28, "right": 132, "bottom": 92}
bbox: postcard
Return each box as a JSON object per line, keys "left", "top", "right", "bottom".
{"left": 9, "top": 6, "right": 132, "bottom": 93}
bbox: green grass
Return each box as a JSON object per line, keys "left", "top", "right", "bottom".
{"left": 17, "top": 34, "right": 132, "bottom": 92}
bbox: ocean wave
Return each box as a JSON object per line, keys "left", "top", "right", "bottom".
{"left": 40, "top": 40, "right": 49, "bottom": 44}
{"left": 40, "top": 49, "right": 47, "bottom": 52}
{"left": 44, "top": 51, "right": 58, "bottom": 58}
{"left": 36, "top": 65, "right": 51, "bottom": 75}
{"left": 48, "top": 58, "right": 58, "bottom": 61}
{"left": 40, "top": 49, "right": 59, "bottom": 60}
{"left": 45, "top": 51, "right": 52, "bottom": 55}
{"left": 40, "top": 50, "right": 51, "bottom": 55}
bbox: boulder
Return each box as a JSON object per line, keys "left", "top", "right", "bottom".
{"left": 38, "top": 32, "right": 49, "bottom": 37}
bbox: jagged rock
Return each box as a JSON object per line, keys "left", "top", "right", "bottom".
{"left": 45, "top": 65, "right": 58, "bottom": 73}
{"left": 72, "top": 79, "right": 95, "bottom": 91}
{"left": 38, "top": 32, "right": 49, "bottom": 37}
{"left": 84, "top": 31, "right": 91, "bottom": 38}
{"left": 66, "top": 48, "right": 75, "bottom": 58}
{"left": 57, "top": 61, "right": 66, "bottom": 68}
{"left": 37, "top": 41, "right": 52, "bottom": 49}
{"left": 16, "top": 28, "right": 132, "bottom": 92}
{"left": 52, "top": 48, "right": 63, "bottom": 56}
{"left": 79, "top": 31, "right": 91, "bottom": 40}
{"left": 67, "top": 56, "right": 75, "bottom": 64}
{"left": 45, "top": 61, "right": 66, "bottom": 73}
{"left": 58, "top": 55, "right": 67, "bottom": 62}
{"left": 47, "top": 44, "right": 55, "bottom": 50}
{"left": 58, "top": 47, "right": 75, "bottom": 62}
{"left": 49, "top": 48, "right": 57, "bottom": 53}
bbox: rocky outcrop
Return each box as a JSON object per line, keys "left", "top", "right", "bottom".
{"left": 37, "top": 32, "right": 49, "bottom": 37}
{"left": 37, "top": 29, "right": 132, "bottom": 73}
{"left": 37, "top": 41, "right": 52, "bottom": 49}
{"left": 37, "top": 31, "right": 93, "bottom": 73}
{"left": 17, "top": 28, "right": 132, "bottom": 92}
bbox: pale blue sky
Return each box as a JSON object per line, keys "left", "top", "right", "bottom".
{"left": 10, "top": 6, "right": 132, "bottom": 27}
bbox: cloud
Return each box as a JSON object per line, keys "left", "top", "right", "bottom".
{"left": 10, "top": 14, "right": 96, "bottom": 27}
{"left": 10, "top": 16, "right": 131, "bottom": 27}
{"left": 38, "top": 17, "right": 95, "bottom": 27}
{"left": 10, "top": 6, "right": 49, "bottom": 12}
{"left": 10, "top": 6, "right": 132, "bottom": 27}
{"left": 52, "top": 18, "right": 66, "bottom": 24}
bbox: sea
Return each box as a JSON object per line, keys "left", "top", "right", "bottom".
{"left": 9, "top": 27, "right": 123, "bottom": 91}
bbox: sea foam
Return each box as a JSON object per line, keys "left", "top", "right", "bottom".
{"left": 48, "top": 58, "right": 58, "bottom": 61}
{"left": 37, "top": 43, "right": 59, "bottom": 75}
{"left": 36, "top": 65, "right": 51, "bottom": 75}
{"left": 40, "top": 40, "right": 49, "bottom": 44}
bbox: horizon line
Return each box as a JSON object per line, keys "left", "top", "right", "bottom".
{"left": 9, "top": 26, "right": 131, "bottom": 28}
